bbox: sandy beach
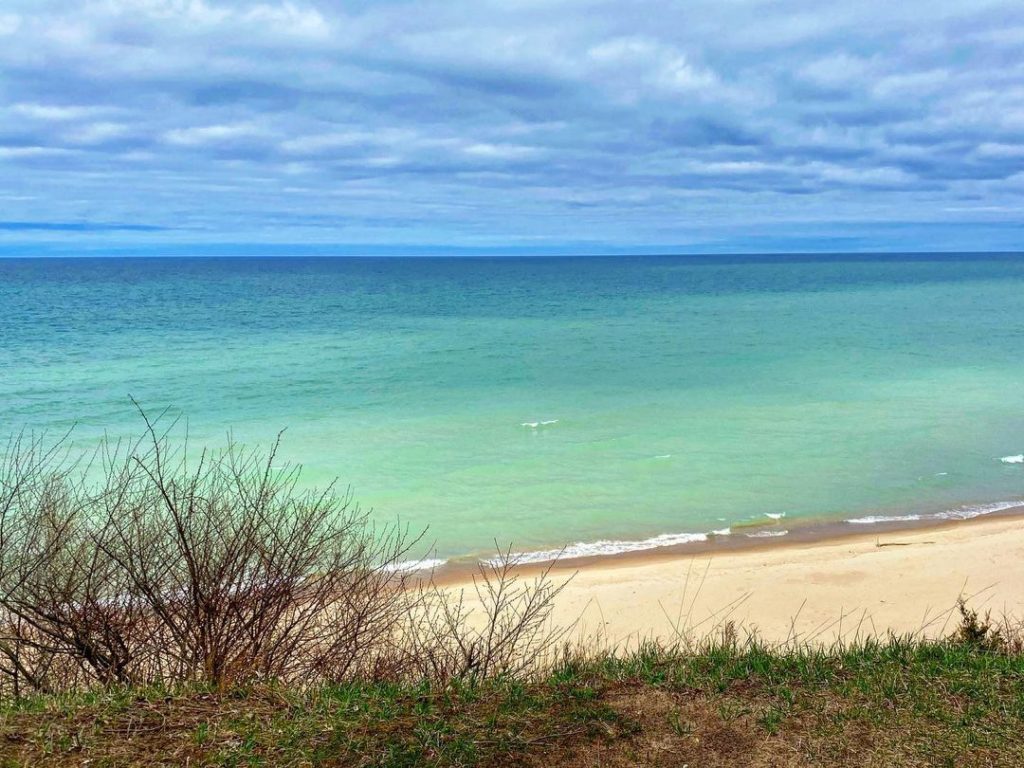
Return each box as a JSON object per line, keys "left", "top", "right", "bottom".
{"left": 449, "top": 513, "right": 1024, "bottom": 647}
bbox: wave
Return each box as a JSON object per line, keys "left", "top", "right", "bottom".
{"left": 521, "top": 419, "right": 559, "bottom": 428}
{"left": 383, "top": 557, "right": 448, "bottom": 573}
{"left": 939, "top": 500, "right": 1024, "bottom": 520}
{"left": 1000, "top": 454, "right": 1023, "bottom": 464}
{"left": 476, "top": 497, "right": 1024, "bottom": 569}
{"left": 654, "top": 454, "right": 672, "bottom": 459}
{"left": 481, "top": 531, "right": 709, "bottom": 566}
{"left": 846, "top": 514, "right": 923, "bottom": 525}
{"left": 846, "top": 499, "right": 1024, "bottom": 526}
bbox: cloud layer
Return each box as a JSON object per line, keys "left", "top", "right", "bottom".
{"left": 2, "top": 0, "right": 1023, "bottom": 252}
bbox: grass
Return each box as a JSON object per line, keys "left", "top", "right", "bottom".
{"left": 3, "top": 636, "right": 1023, "bottom": 767}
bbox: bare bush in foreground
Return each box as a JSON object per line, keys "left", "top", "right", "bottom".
{"left": 92, "top": 409, "right": 428, "bottom": 688}
{"left": 403, "top": 552, "right": 573, "bottom": 682}
{"left": 0, "top": 431, "right": 151, "bottom": 694}
{"left": 0, "top": 411, "right": 567, "bottom": 699}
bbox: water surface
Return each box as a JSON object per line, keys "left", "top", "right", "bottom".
{"left": 2, "top": 254, "right": 1022, "bottom": 562}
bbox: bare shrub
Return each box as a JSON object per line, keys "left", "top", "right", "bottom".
{"left": 0, "top": 410, "right": 567, "bottom": 699}
{"left": 90, "top": 408, "right": 429, "bottom": 689}
{"left": 401, "top": 553, "right": 573, "bottom": 683}
{"left": 0, "top": 431, "right": 151, "bottom": 695}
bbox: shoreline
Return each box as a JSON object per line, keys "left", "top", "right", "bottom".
{"left": 429, "top": 504, "right": 1024, "bottom": 646}
{"left": 426, "top": 499, "right": 1024, "bottom": 583}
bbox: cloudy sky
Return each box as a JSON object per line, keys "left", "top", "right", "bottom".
{"left": 2, "top": 0, "right": 1023, "bottom": 255}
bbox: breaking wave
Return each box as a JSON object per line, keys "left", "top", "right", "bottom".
{"left": 383, "top": 557, "right": 448, "bottom": 573}
{"left": 482, "top": 530, "right": 709, "bottom": 566}
{"left": 521, "top": 419, "right": 559, "bottom": 428}
{"left": 846, "top": 499, "right": 1024, "bottom": 525}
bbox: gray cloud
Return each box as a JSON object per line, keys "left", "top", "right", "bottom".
{"left": 1, "top": 0, "right": 1023, "bottom": 251}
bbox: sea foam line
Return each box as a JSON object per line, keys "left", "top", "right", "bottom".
{"left": 383, "top": 557, "right": 448, "bottom": 573}
{"left": 846, "top": 499, "right": 1024, "bottom": 526}
{"left": 845, "top": 514, "right": 923, "bottom": 525}
{"left": 1001, "top": 454, "right": 1024, "bottom": 464}
{"left": 746, "top": 529, "right": 789, "bottom": 539}
{"left": 481, "top": 531, "right": 709, "bottom": 566}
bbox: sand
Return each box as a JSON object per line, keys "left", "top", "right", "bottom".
{"left": 448, "top": 515, "right": 1024, "bottom": 647}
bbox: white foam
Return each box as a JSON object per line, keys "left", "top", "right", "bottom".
{"left": 764, "top": 512, "right": 786, "bottom": 521}
{"left": 383, "top": 557, "right": 447, "bottom": 573}
{"left": 846, "top": 499, "right": 1024, "bottom": 526}
{"left": 477, "top": 498, "right": 1024, "bottom": 569}
{"left": 846, "top": 514, "right": 923, "bottom": 525}
{"left": 937, "top": 500, "right": 1024, "bottom": 520}
{"left": 654, "top": 454, "right": 672, "bottom": 459}
{"left": 521, "top": 419, "right": 559, "bottom": 428}
{"left": 935, "top": 472, "right": 949, "bottom": 476}
{"left": 747, "top": 530, "right": 788, "bottom": 538}
{"left": 482, "top": 531, "right": 709, "bottom": 566}
{"left": 1000, "top": 454, "right": 1024, "bottom": 464}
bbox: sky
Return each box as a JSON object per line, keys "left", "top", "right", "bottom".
{"left": 1, "top": 0, "right": 1024, "bottom": 255}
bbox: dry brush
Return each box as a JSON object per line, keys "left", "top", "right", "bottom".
{"left": 0, "top": 409, "right": 567, "bottom": 699}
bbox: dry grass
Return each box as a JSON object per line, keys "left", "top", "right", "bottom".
{"left": 2, "top": 634, "right": 1023, "bottom": 766}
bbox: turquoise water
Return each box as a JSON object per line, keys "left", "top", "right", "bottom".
{"left": 1, "top": 255, "right": 1023, "bottom": 562}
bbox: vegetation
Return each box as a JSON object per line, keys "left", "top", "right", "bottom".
{"left": 0, "top": 412, "right": 567, "bottom": 698}
{"left": 2, "top": 633, "right": 1023, "bottom": 766}
{"left": 1, "top": 416, "right": 1022, "bottom": 765}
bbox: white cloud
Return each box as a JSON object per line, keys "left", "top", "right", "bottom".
{"left": 587, "top": 37, "right": 659, "bottom": 64}
{"left": 241, "top": 2, "right": 330, "bottom": 39}
{"left": 818, "top": 165, "right": 911, "bottom": 186}
{"left": 0, "top": 12, "right": 20, "bottom": 36}
{"left": 799, "top": 53, "right": 877, "bottom": 89}
{"left": 0, "top": 146, "right": 78, "bottom": 158}
{"left": 96, "top": 0, "right": 231, "bottom": 27}
{"left": 67, "top": 122, "right": 131, "bottom": 144}
{"left": 692, "top": 160, "right": 776, "bottom": 175}
{"left": 975, "top": 142, "right": 1024, "bottom": 158}
{"left": 281, "top": 130, "right": 414, "bottom": 154}
{"left": 13, "top": 103, "right": 107, "bottom": 121}
{"left": 587, "top": 36, "right": 719, "bottom": 94}
{"left": 872, "top": 69, "right": 951, "bottom": 97}
{"left": 147, "top": 0, "right": 328, "bottom": 38}
{"left": 164, "top": 123, "right": 267, "bottom": 146}
{"left": 967, "top": 25, "right": 1024, "bottom": 46}
{"left": 462, "top": 142, "right": 540, "bottom": 159}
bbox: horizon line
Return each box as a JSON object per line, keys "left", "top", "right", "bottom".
{"left": 1, "top": 249, "right": 1023, "bottom": 260}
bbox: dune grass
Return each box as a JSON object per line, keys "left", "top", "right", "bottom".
{"left": 3, "top": 635, "right": 1023, "bottom": 767}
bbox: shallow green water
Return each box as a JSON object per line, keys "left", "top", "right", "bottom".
{"left": 1, "top": 255, "right": 1022, "bottom": 563}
